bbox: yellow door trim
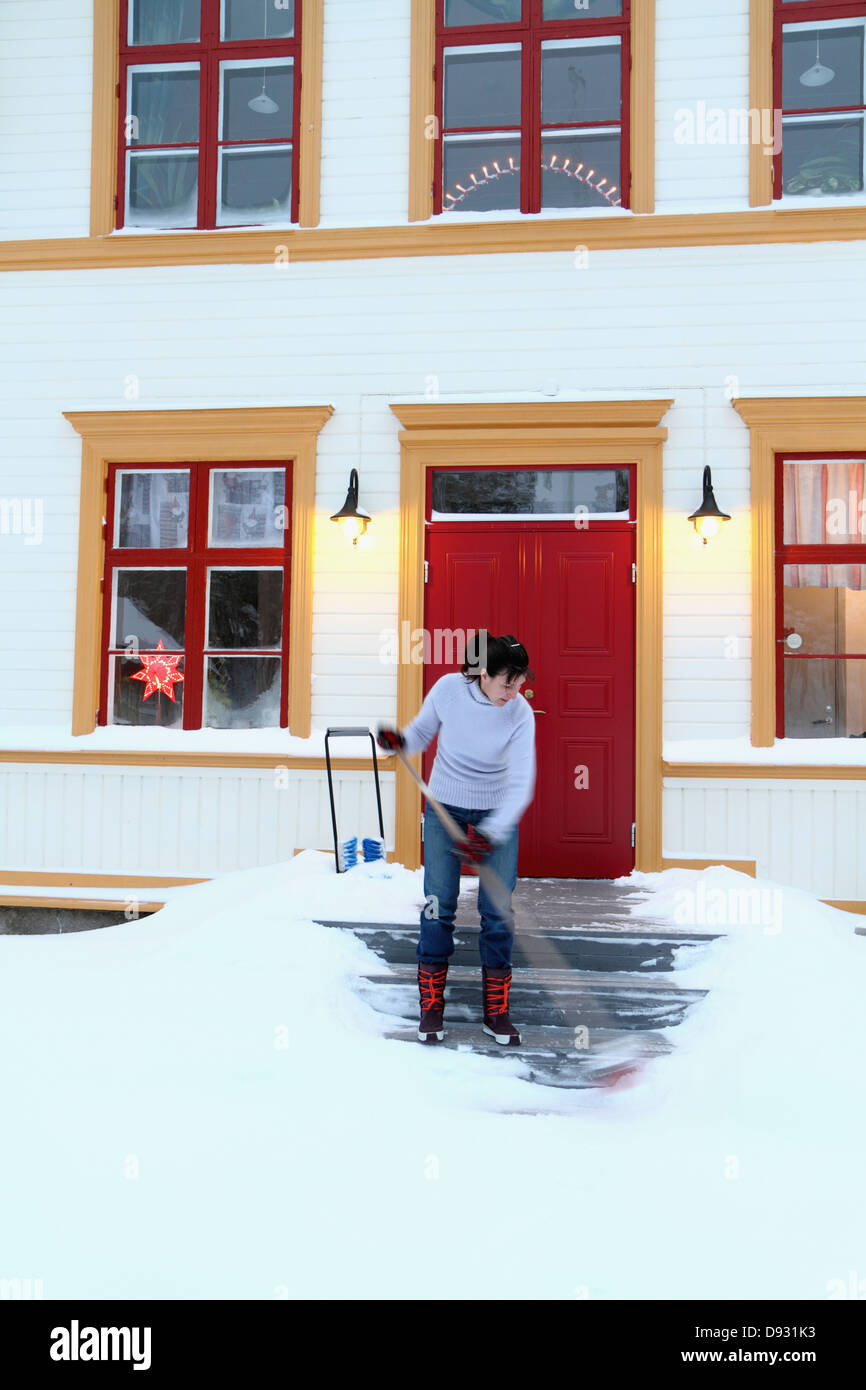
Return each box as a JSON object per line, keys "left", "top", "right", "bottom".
{"left": 389, "top": 400, "right": 672, "bottom": 872}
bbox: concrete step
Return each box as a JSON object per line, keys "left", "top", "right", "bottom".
{"left": 356, "top": 965, "right": 707, "bottom": 1031}
{"left": 382, "top": 1020, "right": 673, "bottom": 1090}
{"left": 320, "top": 921, "right": 719, "bottom": 973}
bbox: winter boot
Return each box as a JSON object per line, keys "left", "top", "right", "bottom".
{"left": 481, "top": 964, "right": 521, "bottom": 1045}
{"left": 417, "top": 964, "right": 448, "bottom": 1043}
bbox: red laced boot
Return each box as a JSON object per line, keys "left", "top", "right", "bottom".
{"left": 482, "top": 965, "right": 521, "bottom": 1045}
{"left": 417, "top": 964, "right": 448, "bottom": 1043}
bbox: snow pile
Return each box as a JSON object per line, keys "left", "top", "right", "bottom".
{"left": 0, "top": 855, "right": 863, "bottom": 1299}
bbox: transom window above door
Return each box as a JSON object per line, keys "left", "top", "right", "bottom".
{"left": 118, "top": 0, "right": 301, "bottom": 229}
{"left": 430, "top": 466, "right": 631, "bottom": 518}
{"left": 436, "top": 0, "right": 630, "bottom": 214}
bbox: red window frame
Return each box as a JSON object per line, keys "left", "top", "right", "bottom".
{"left": 774, "top": 450, "right": 866, "bottom": 735}
{"left": 99, "top": 459, "right": 293, "bottom": 728}
{"left": 434, "top": 0, "right": 631, "bottom": 215}
{"left": 116, "top": 0, "right": 302, "bottom": 229}
{"left": 772, "top": 0, "right": 866, "bottom": 201}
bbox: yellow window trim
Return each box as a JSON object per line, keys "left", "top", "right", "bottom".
{"left": 90, "top": 0, "right": 324, "bottom": 237}
{"left": 749, "top": 0, "right": 774, "bottom": 207}
{"left": 62, "top": 405, "right": 333, "bottom": 737}
{"left": 389, "top": 399, "right": 672, "bottom": 872}
{"left": 3, "top": 203, "right": 866, "bottom": 272}
{"left": 732, "top": 395, "right": 866, "bottom": 746}
{"left": 410, "top": 0, "right": 656, "bottom": 222}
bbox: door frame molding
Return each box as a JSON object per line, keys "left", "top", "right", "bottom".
{"left": 389, "top": 401, "right": 672, "bottom": 872}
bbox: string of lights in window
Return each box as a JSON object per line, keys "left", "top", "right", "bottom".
{"left": 443, "top": 154, "right": 621, "bottom": 209}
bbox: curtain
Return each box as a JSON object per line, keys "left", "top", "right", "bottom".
{"left": 783, "top": 459, "right": 866, "bottom": 589}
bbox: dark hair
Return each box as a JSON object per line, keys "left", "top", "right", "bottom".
{"left": 461, "top": 630, "right": 534, "bottom": 684}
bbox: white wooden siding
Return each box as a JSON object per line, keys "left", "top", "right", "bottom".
{"left": 0, "top": 0, "right": 837, "bottom": 241}
{"left": 0, "top": 765, "right": 395, "bottom": 876}
{"left": 664, "top": 780, "right": 866, "bottom": 901}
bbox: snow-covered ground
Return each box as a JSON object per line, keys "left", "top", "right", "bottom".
{"left": 0, "top": 855, "right": 863, "bottom": 1300}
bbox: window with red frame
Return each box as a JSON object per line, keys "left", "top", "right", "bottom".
{"left": 118, "top": 0, "right": 301, "bottom": 229}
{"left": 774, "top": 0, "right": 865, "bottom": 199}
{"left": 776, "top": 453, "right": 866, "bottom": 738}
{"left": 100, "top": 461, "right": 292, "bottom": 728}
{"left": 435, "top": 0, "right": 629, "bottom": 214}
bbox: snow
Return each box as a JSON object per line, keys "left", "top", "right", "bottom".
{"left": 0, "top": 723, "right": 382, "bottom": 759}
{"left": 1, "top": 854, "right": 863, "bottom": 1299}
{"left": 665, "top": 735, "right": 866, "bottom": 767}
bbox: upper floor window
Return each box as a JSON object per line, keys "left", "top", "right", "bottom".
{"left": 435, "top": 0, "right": 629, "bottom": 214}
{"left": 118, "top": 0, "right": 300, "bottom": 229}
{"left": 775, "top": 0, "right": 865, "bottom": 199}
{"left": 100, "top": 460, "right": 292, "bottom": 728}
{"left": 777, "top": 454, "right": 866, "bottom": 737}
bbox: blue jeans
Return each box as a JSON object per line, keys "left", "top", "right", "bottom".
{"left": 417, "top": 801, "right": 519, "bottom": 968}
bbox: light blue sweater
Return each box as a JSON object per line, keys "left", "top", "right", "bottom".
{"left": 400, "top": 672, "right": 536, "bottom": 844}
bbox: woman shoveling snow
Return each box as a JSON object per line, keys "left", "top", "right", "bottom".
{"left": 377, "top": 630, "right": 536, "bottom": 1046}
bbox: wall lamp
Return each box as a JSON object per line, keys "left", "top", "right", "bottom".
{"left": 330, "top": 468, "right": 371, "bottom": 545}
{"left": 688, "top": 465, "right": 731, "bottom": 544}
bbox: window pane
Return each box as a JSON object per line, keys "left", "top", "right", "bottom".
{"left": 223, "top": 0, "right": 295, "bottom": 40}
{"left": 207, "top": 570, "right": 283, "bottom": 648}
{"left": 130, "top": 0, "right": 200, "bottom": 45}
{"left": 542, "top": 39, "right": 621, "bottom": 125}
{"left": 782, "top": 25, "right": 864, "bottom": 112}
{"left": 783, "top": 459, "right": 866, "bottom": 544}
{"left": 431, "top": 468, "right": 630, "bottom": 515}
{"left": 444, "top": 0, "right": 522, "bottom": 25}
{"left": 783, "top": 566, "right": 866, "bottom": 655}
{"left": 112, "top": 655, "right": 185, "bottom": 726}
{"left": 544, "top": 0, "right": 622, "bottom": 15}
{"left": 209, "top": 469, "right": 287, "bottom": 546}
{"left": 205, "top": 657, "right": 282, "bottom": 728}
{"left": 115, "top": 470, "right": 190, "bottom": 548}
{"left": 129, "top": 67, "right": 200, "bottom": 145}
{"left": 114, "top": 570, "right": 187, "bottom": 649}
{"left": 221, "top": 61, "right": 293, "bottom": 142}
{"left": 784, "top": 658, "right": 866, "bottom": 737}
{"left": 443, "top": 135, "right": 521, "bottom": 209}
{"left": 127, "top": 151, "right": 198, "bottom": 226}
{"left": 542, "top": 130, "right": 621, "bottom": 205}
{"left": 781, "top": 117, "right": 863, "bottom": 195}
{"left": 218, "top": 146, "right": 292, "bottom": 224}
{"left": 444, "top": 48, "right": 522, "bottom": 129}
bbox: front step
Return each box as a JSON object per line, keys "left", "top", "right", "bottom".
{"left": 383, "top": 1020, "right": 672, "bottom": 1089}
{"left": 318, "top": 922, "right": 719, "bottom": 974}
{"left": 356, "top": 964, "right": 707, "bottom": 1031}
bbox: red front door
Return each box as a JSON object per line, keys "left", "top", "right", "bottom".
{"left": 422, "top": 522, "right": 635, "bottom": 878}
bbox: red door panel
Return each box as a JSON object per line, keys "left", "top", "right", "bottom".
{"left": 422, "top": 522, "right": 634, "bottom": 878}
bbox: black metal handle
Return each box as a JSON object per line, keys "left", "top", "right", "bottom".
{"left": 324, "top": 728, "right": 386, "bottom": 872}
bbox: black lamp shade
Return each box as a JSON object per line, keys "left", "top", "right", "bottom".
{"left": 688, "top": 465, "right": 731, "bottom": 542}
{"left": 330, "top": 468, "right": 371, "bottom": 542}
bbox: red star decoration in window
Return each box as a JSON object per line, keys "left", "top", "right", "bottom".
{"left": 130, "top": 641, "right": 185, "bottom": 702}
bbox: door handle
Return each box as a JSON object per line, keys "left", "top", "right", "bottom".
{"left": 532, "top": 709, "right": 547, "bottom": 715}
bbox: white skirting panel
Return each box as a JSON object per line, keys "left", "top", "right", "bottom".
{"left": 0, "top": 766, "right": 395, "bottom": 878}
{"left": 663, "top": 779, "right": 866, "bottom": 901}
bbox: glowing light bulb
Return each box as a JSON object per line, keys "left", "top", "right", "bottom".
{"left": 696, "top": 516, "right": 721, "bottom": 542}
{"left": 341, "top": 517, "right": 362, "bottom": 542}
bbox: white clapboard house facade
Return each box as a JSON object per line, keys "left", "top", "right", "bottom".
{"left": 2, "top": 0, "right": 866, "bottom": 916}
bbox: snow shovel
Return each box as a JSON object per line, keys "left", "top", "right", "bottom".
{"left": 391, "top": 745, "right": 515, "bottom": 936}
